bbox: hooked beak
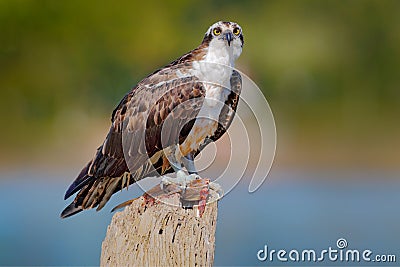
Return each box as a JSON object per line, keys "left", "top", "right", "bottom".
{"left": 225, "top": 31, "right": 233, "bottom": 46}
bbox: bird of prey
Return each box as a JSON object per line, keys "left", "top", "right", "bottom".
{"left": 61, "top": 21, "right": 244, "bottom": 218}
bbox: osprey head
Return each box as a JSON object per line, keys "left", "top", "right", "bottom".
{"left": 203, "top": 21, "right": 244, "bottom": 64}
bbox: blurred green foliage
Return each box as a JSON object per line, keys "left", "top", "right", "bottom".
{"left": 0, "top": 0, "right": 399, "bottom": 164}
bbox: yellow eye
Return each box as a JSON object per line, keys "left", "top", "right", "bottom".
{"left": 213, "top": 28, "right": 221, "bottom": 36}
{"left": 233, "top": 27, "right": 241, "bottom": 36}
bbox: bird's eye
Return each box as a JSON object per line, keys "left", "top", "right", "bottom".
{"left": 233, "top": 27, "right": 241, "bottom": 36}
{"left": 213, "top": 28, "right": 221, "bottom": 36}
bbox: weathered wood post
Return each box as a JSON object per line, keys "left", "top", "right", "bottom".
{"left": 100, "top": 182, "right": 219, "bottom": 267}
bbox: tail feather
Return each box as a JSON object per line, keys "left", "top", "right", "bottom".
{"left": 64, "top": 161, "right": 93, "bottom": 200}
{"left": 60, "top": 202, "right": 83, "bottom": 218}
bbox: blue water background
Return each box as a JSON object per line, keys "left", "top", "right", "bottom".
{"left": 0, "top": 170, "right": 399, "bottom": 266}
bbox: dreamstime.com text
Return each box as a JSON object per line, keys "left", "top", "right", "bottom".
{"left": 257, "top": 238, "right": 396, "bottom": 264}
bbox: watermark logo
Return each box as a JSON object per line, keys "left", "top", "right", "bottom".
{"left": 336, "top": 238, "right": 348, "bottom": 249}
{"left": 257, "top": 238, "right": 396, "bottom": 263}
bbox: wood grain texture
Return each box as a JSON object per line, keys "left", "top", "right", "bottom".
{"left": 100, "top": 193, "right": 218, "bottom": 267}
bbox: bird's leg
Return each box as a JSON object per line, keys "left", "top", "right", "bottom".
{"left": 161, "top": 151, "right": 199, "bottom": 192}
{"left": 183, "top": 152, "right": 197, "bottom": 175}
{"left": 177, "top": 152, "right": 202, "bottom": 198}
{"left": 160, "top": 146, "right": 185, "bottom": 190}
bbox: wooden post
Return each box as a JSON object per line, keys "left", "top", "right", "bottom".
{"left": 100, "top": 185, "right": 219, "bottom": 267}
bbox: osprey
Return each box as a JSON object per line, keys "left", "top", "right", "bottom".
{"left": 61, "top": 21, "right": 244, "bottom": 218}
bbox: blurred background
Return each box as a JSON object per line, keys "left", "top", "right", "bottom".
{"left": 0, "top": 0, "right": 399, "bottom": 265}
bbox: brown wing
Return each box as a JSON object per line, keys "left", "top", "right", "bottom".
{"left": 61, "top": 67, "right": 206, "bottom": 218}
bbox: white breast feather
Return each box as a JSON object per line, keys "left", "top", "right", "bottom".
{"left": 192, "top": 41, "right": 235, "bottom": 118}
{"left": 181, "top": 40, "right": 236, "bottom": 152}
